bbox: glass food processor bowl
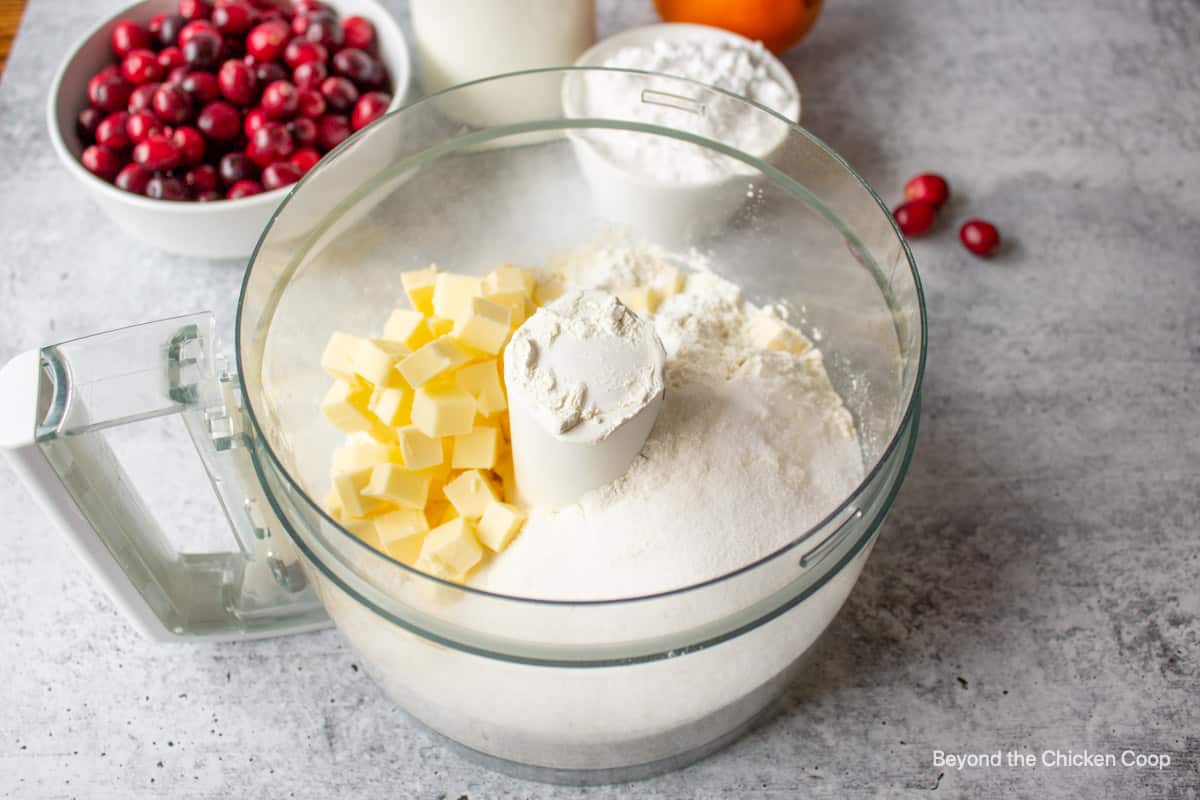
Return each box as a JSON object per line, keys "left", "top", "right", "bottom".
{"left": 1, "top": 69, "right": 924, "bottom": 783}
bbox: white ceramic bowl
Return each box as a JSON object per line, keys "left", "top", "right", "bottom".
{"left": 563, "top": 23, "right": 800, "bottom": 244}
{"left": 47, "top": 0, "right": 411, "bottom": 260}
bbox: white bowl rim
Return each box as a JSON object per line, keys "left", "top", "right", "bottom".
{"left": 45, "top": 0, "right": 411, "bottom": 214}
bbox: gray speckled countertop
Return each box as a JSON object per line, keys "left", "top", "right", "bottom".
{"left": 2, "top": 1, "right": 1198, "bottom": 797}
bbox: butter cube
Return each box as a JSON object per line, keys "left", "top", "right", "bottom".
{"left": 411, "top": 383, "right": 476, "bottom": 438}
{"left": 619, "top": 286, "right": 661, "bottom": 315}
{"left": 429, "top": 438, "right": 455, "bottom": 480}
{"left": 454, "top": 359, "right": 507, "bottom": 416}
{"left": 419, "top": 518, "right": 483, "bottom": 579}
{"left": 332, "top": 441, "right": 402, "bottom": 474}
{"left": 654, "top": 265, "right": 686, "bottom": 296}
{"left": 321, "top": 332, "right": 367, "bottom": 382}
{"left": 426, "top": 316, "right": 454, "bottom": 338}
{"left": 432, "top": 273, "right": 483, "bottom": 323}
{"left": 452, "top": 297, "right": 512, "bottom": 354}
{"left": 342, "top": 517, "right": 381, "bottom": 548}
{"left": 374, "top": 508, "right": 429, "bottom": 565}
{"left": 435, "top": 501, "right": 459, "bottom": 525}
{"left": 323, "top": 488, "right": 343, "bottom": 519}
{"left": 482, "top": 264, "right": 534, "bottom": 298}
{"left": 748, "top": 315, "right": 811, "bottom": 355}
{"left": 494, "top": 454, "right": 518, "bottom": 504}
{"left": 396, "top": 424, "right": 443, "bottom": 470}
{"left": 534, "top": 276, "right": 564, "bottom": 306}
{"left": 353, "top": 338, "right": 408, "bottom": 386}
{"left": 321, "top": 381, "right": 376, "bottom": 434}
{"left": 333, "top": 467, "right": 381, "bottom": 518}
{"left": 368, "top": 386, "right": 412, "bottom": 427}
{"left": 452, "top": 426, "right": 501, "bottom": 469}
{"left": 362, "top": 463, "right": 432, "bottom": 510}
{"left": 476, "top": 501, "right": 526, "bottom": 552}
{"left": 484, "top": 291, "right": 529, "bottom": 327}
{"left": 402, "top": 266, "right": 438, "bottom": 315}
{"left": 382, "top": 309, "right": 432, "bottom": 350}
{"left": 397, "top": 336, "right": 472, "bottom": 387}
{"left": 444, "top": 469, "right": 501, "bottom": 519}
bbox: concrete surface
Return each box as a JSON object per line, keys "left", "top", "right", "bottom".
{"left": 1, "top": 0, "right": 1198, "bottom": 797}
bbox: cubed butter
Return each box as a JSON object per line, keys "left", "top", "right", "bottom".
{"left": 397, "top": 336, "right": 472, "bottom": 387}
{"left": 361, "top": 463, "right": 432, "bottom": 510}
{"left": 483, "top": 291, "right": 529, "bottom": 327}
{"left": 454, "top": 359, "right": 507, "bottom": 416}
{"left": 321, "top": 381, "right": 375, "bottom": 434}
{"left": 419, "top": 518, "right": 483, "bottom": 579}
{"left": 352, "top": 338, "right": 408, "bottom": 386}
{"left": 619, "top": 286, "right": 660, "bottom": 315}
{"left": 476, "top": 501, "right": 526, "bottom": 552}
{"left": 748, "top": 315, "right": 811, "bottom": 354}
{"left": 444, "top": 469, "right": 501, "bottom": 519}
{"left": 432, "top": 273, "right": 483, "bottom": 323}
{"left": 368, "top": 386, "right": 412, "bottom": 427}
{"left": 411, "top": 383, "right": 476, "bottom": 438}
{"left": 452, "top": 426, "right": 501, "bottom": 469}
{"left": 321, "top": 332, "right": 367, "bottom": 382}
{"left": 342, "top": 517, "right": 381, "bottom": 548}
{"left": 374, "top": 508, "right": 429, "bottom": 565}
{"left": 382, "top": 309, "right": 432, "bottom": 350}
{"left": 401, "top": 266, "right": 438, "bottom": 315}
{"left": 396, "top": 424, "right": 443, "bottom": 470}
{"left": 427, "top": 316, "right": 454, "bottom": 338}
{"left": 654, "top": 265, "right": 686, "bottom": 296}
{"left": 333, "top": 467, "right": 380, "bottom": 518}
{"left": 482, "top": 264, "right": 534, "bottom": 297}
{"left": 332, "top": 441, "right": 402, "bottom": 474}
{"left": 452, "top": 297, "right": 512, "bottom": 354}
{"left": 493, "top": 454, "right": 517, "bottom": 504}
{"left": 323, "top": 488, "right": 343, "bottom": 519}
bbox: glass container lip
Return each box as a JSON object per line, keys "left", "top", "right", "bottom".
{"left": 235, "top": 66, "right": 928, "bottom": 608}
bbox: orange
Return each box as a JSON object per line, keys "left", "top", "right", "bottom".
{"left": 654, "top": 0, "right": 823, "bottom": 54}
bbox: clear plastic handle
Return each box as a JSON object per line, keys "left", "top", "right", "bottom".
{"left": 0, "top": 314, "right": 328, "bottom": 642}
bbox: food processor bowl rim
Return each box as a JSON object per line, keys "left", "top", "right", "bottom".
{"left": 234, "top": 66, "right": 928, "bottom": 609}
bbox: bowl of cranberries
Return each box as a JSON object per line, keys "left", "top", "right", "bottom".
{"left": 48, "top": 0, "right": 410, "bottom": 259}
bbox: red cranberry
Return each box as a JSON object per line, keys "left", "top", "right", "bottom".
{"left": 261, "top": 80, "right": 299, "bottom": 118}
{"left": 81, "top": 145, "right": 123, "bottom": 180}
{"left": 302, "top": 16, "right": 343, "bottom": 49}
{"left": 287, "top": 116, "right": 317, "bottom": 146}
{"left": 351, "top": 91, "right": 389, "bottom": 131}
{"left": 121, "top": 49, "right": 162, "bottom": 85}
{"left": 892, "top": 201, "right": 937, "bottom": 237}
{"left": 218, "top": 151, "right": 257, "bottom": 184}
{"left": 149, "top": 13, "right": 186, "bottom": 48}
{"left": 959, "top": 219, "right": 1001, "bottom": 257}
{"left": 247, "top": 121, "right": 293, "bottom": 166}
{"left": 146, "top": 174, "right": 190, "bottom": 200}
{"left": 96, "top": 112, "right": 132, "bottom": 149}
{"left": 167, "top": 66, "right": 191, "bottom": 87}
{"left": 178, "top": 20, "right": 218, "bottom": 46}
{"left": 246, "top": 20, "right": 290, "bottom": 62}
{"left": 904, "top": 173, "right": 950, "bottom": 209}
{"left": 88, "top": 71, "right": 134, "bottom": 113}
{"left": 293, "top": 0, "right": 329, "bottom": 15}
{"left": 218, "top": 59, "right": 257, "bottom": 105}
{"left": 295, "top": 88, "right": 324, "bottom": 118}
{"left": 341, "top": 16, "right": 375, "bottom": 52}
{"left": 114, "top": 163, "right": 151, "bottom": 194}
{"left": 133, "top": 134, "right": 181, "bottom": 171}
{"left": 178, "top": 0, "right": 212, "bottom": 21}
{"left": 77, "top": 108, "right": 102, "bottom": 139}
{"left": 127, "top": 82, "right": 158, "bottom": 112}
{"left": 196, "top": 189, "right": 223, "bottom": 201}
{"left": 319, "top": 76, "right": 357, "bottom": 111}
{"left": 111, "top": 20, "right": 151, "bottom": 58}
{"left": 226, "top": 179, "right": 263, "bottom": 199}
{"left": 289, "top": 145, "right": 320, "bottom": 174}
{"left": 292, "top": 60, "right": 326, "bottom": 90}
{"left": 332, "top": 48, "right": 380, "bottom": 86}
{"left": 184, "top": 163, "right": 219, "bottom": 192}
{"left": 253, "top": 60, "right": 288, "bottom": 86}
{"left": 183, "top": 30, "right": 223, "bottom": 70}
{"left": 125, "top": 110, "right": 163, "bottom": 142}
{"left": 243, "top": 108, "right": 268, "bottom": 136}
{"left": 220, "top": 36, "right": 245, "bottom": 61}
{"left": 262, "top": 160, "right": 302, "bottom": 190}
{"left": 171, "top": 126, "right": 206, "bottom": 164}
{"left": 180, "top": 71, "right": 220, "bottom": 103}
{"left": 157, "top": 46, "right": 187, "bottom": 70}
{"left": 152, "top": 84, "right": 193, "bottom": 124}
{"left": 196, "top": 100, "right": 241, "bottom": 141}
{"left": 212, "top": 0, "right": 253, "bottom": 35}
{"left": 284, "top": 38, "right": 326, "bottom": 68}
{"left": 315, "top": 113, "right": 350, "bottom": 151}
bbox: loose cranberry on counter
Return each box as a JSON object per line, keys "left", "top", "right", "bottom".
{"left": 180, "top": 71, "right": 220, "bottom": 103}
{"left": 149, "top": 13, "right": 186, "bottom": 48}
{"left": 96, "top": 112, "right": 132, "bottom": 149}
{"left": 287, "top": 116, "right": 317, "bottom": 146}
{"left": 315, "top": 112, "right": 350, "bottom": 151}
{"left": 218, "top": 151, "right": 257, "bottom": 185}
{"left": 332, "top": 47, "right": 380, "bottom": 86}
{"left": 152, "top": 84, "right": 193, "bottom": 124}
{"left": 184, "top": 163, "right": 219, "bottom": 193}
{"left": 114, "top": 163, "right": 151, "bottom": 194}
{"left": 81, "top": 145, "right": 123, "bottom": 180}
{"left": 319, "top": 76, "right": 357, "bottom": 111}
{"left": 183, "top": 30, "right": 224, "bottom": 70}
{"left": 178, "top": 0, "right": 213, "bottom": 22}
{"left": 88, "top": 71, "right": 134, "bottom": 113}
{"left": 960, "top": 219, "right": 1001, "bottom": 257}
{"left": 112, "top": 20, "right": 151, "bottom": 59}
{"left": 302, "top": 16, "right": 343, "bottom": 49}
{"left": 246, "top": 20, "right": 291, "bottom": 62}
{"left": 892, "top": 201, "right": 937, "bottom": 237}
{"left": 126, "top": 110, "right": 163, "bottom": 143}
{"left": 284, "top": 38, "right": 326, "bottom": 68}
{"left": 262, "top": 160, "right": 302, "bottom": 190}
{"left": 212, "top": 0, "right": 253, "bottom": 35}
{"left": 196, "top": 100, "right": 241, "bottom": 141}
{"left": 289, "top": 145, "right": 320, "bottom": 174}
{"left": 77, "top": 108, "right": 103, "bottom": 139}
{"left": 171, "top": 125, "right": 206, "bottom": 164}
{"left": 341, "top": 16, "right": 375, "bottom": 52}
{"left": 243, "top": 107, "right": 269, "bottom": 136}
{"left": 351, "top": 91, "right": 389, "bottom": 131}
{"left": 146, "top": 174, "right": 190, "bottom": 200}
{"left": 295, "top": 88, "right": 324, "bottom": 118}
{"left": 247, "top": 121, "right": 293, "bottom": 166}
{"left": 253, "top": 60, "right": 288, "bottom": 86}
{"left": 261, "top": 80, "right": 299, "bottom": 118}
{"left": 226, "top": 179, "right": 263, "bottom": 198}
{"left": 218, "top": 59, "right": 257, "bottom": 105}
{"left": 133, "top": 134, "right": 181, "bottom": 171}
{"left": 904, "top": 173, "right": 950, "bottom": 209}
{"left": 157, "top": 46, "right": 186, "bottom": 70}
{"left": 292, "top": 60, "right": 326, "bottom": 90}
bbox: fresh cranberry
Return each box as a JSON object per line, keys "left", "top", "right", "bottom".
{"left": 302, "top": 15, "right": 343, "bottom": 49}
{"left": 183, "top": 30, "right": 223, "bottom": 70}
{"left": 146, "top": 174, "right": 190, "bottom": 200}
{"left": 212, "top": 0, "right": 253, "bottom": 35}
{"left": 904, "top": 173, "right": 950, "bottom": 209}
{"left": 319, "top": 76, "right": 357, "bottom": 111}
{"left": 166, "top": 66, "right": 191, "bottom": 87}
{"left": 262, "top": 160, "right": 302, "bottom": 190}
{"left": 315, "top": 113, "right": 350, "bottom": 151}
{"left": 152, "top": 84, "right": 193, "bottom": 124}
{"left": 219, "top": 36, "right": 245, "bottom": 61}
{"left": 149, "top": 13, "right": 186, "bottom": 48}
{"left": 180, "top": 71, "right": 220, "bottom": 103}
{"left": 157, "top": 46, "right": 187, "bottom": 70}
{"left": 171, "top": 125, "right": 206, "bottom": 164}
{"left": 351, "top": 91, "right": 389, "bottom": 131}
{"left": 246, "top": 20, "right": 290, "bottom": 62}
{"left": 114, "top": 163, "right": 151, "bottom": 194}
{"left": 111, "top": 20, "right": 151, "bottom": 58}
{"left": 293, "top": 0, "right": 329, "bottom": 15}
{"left": 218, "top": 151, "right": 257, "bottom": 185}
{"left": 88, "top": 71, "right": 134, "bottom": 113}
{"left": 218, "top": 59, "right": 257, "bottom": 105}
{"left": 341, "top": 16, "right": 375, "bottom": 52}
{"left": 289, "top": 145, "right": 320, "bottom": 174}
{"left": 247, "top": 121, "right": 293, "bottom": 166}
{"left": 178, "top": 20, "right": 218, "bottom": 46}
{"left": 120, "top": 49, "right": 162, "bottom": 85}
{"left": 332, "top": 48, "right": 380, "bottom": 86}
{"left": 133, "top": 134, "right": 181, "bottom": 171}
{"left": 184, "top": 163, "right": 219, "bottom": 192}
{"left": 126, "top": 83, "right": 157, "bottom": 112}
{"left": 253, "top": 60, "right": 288, "bottom": 86}
{"left": 261, "top": 80, "right": 298, "bottom": 118}
{"left": 284, "top": 38, "right": 326, "bottom": 68}
{"left": 178, "top": 0, "right": 212, "bottom": 21}
{"left": 292, "top": 60, "right": 326, "bottom": 90}
{"left": 126, "top": 110, "right": 163, "bottom": 143}
{"left": 226, "top": 179, "right": 263, "bottom": 199}
{"left": 892, "top": 201, "right": 937, "bottom": 237}
{"left": 95, "top": 112, "right": 132, "bottom": 149}
{"left": 959, "top": 219, "right": 1001, "bottom": 257}
{"left": 295, "top": 88, "right": 324, "bottom": 118}
{"left": 81, "top": 145, "right": 123, "bottom": 180}
{"left": 196, "top": 189, "right": 223, "bottom": 201}
{"left": 77, "top": 108, "right": 102, "bottom": 139}
{"left": 196, "top": 100, "right": 241, "bottom": 141}
{"left": 287, "top": 115, "right": 317, "bottom": 146}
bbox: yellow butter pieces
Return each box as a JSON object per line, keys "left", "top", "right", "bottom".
{"left": 412, "top": 383, "right": 476, "bottom": 438}
{"left": 333, "top": 468, "right": 381, "bottom": 518}
{"left": 432, "top": 273, "right": 483, "bottom": 323}
{"left": 374, "top": 508, "right": 430, "bottom": 564}
{"left": 397, "top": 336, "right": 472, "bottom": 387}
{"left": 747, "top": 315, "right": 811, "bottom": 355}
{"left": 477, "top": 501, "right": 525, "bottom": 552}
{"left": 401, "top": 266, "right": 438, "bottom": 315}
{"left": 383, "top": 309, "right": 432, "bottom": 349}
{"left": 321, "top": 381, "right": 375, "bottom": 434}
{"left": 482, "top": 264, "right": 535, "bottom": 297}
{"left": 454, "top": 359, "right": 506, "bottom": 416}
{"left": 444, "top": 469, "right": 501, "bottom": 519}
{"left": 321, "top": 332, "right": 365, "bottom": 382}
{"left": 452, "top": 426, "right": 501, "bottom": 469}
{"left": 418, "top": 518, "right": 483, "bottom": 580}
{"left": 453, "top": 297, "right": 512, "bottom": 355}
{"left": 369, "top": 386, "right": 412, "bottom": 427}
{"left": 342, "top": 517, "right": 381, "bottom": 548}
{"left": 362, "top": 463, "right": 432, "bottom": 510}
{"left": 485, "top": 292, "right": 529, "bottom": 327}
{"left": 619, "top": 286, "right": 661, "bottom": 315}
{"left": 396, "top": 424, "right": 443, "bottom": 470}
{"left": 332, "top": 441, "right": 402, "bottom": 474}
{"left": 355, "top": 339, "right": 408, "bottom": 386}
